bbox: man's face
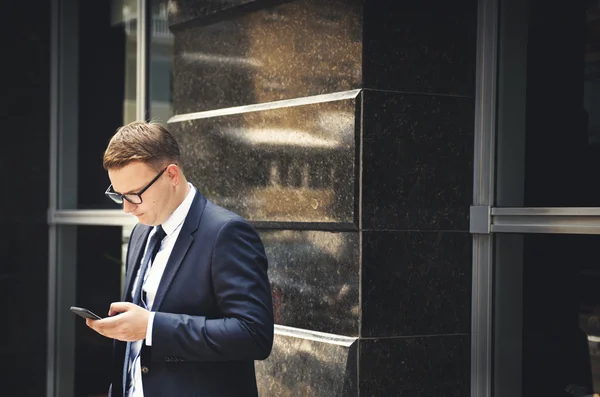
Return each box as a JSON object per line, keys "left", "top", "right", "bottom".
{"left": 108, "top": 161, "right": 173, "bottom": 226}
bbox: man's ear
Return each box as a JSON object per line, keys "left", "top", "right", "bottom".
{"left": 167, "top": 164, "right": 180, "bottom": 185}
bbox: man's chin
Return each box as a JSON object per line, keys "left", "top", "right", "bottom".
{"left": 137, "top": 217, "right": 160, "bottom": 227}
{"left": 135, "top": 214, "right": 149, "bottom": 224}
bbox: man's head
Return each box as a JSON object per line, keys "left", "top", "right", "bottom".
{"left": 103, "top": 121, "right": 188, "bottom": 226}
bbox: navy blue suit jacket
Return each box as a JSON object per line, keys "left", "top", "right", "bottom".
{"left": 109, "top": 191, "right": 274, "bottom": 397}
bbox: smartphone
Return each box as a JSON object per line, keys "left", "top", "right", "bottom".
{"left": 70, "top": 306, "right": 103, "bottom": 320}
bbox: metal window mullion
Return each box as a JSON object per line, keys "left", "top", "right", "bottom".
{"left": 491, "top": 207, "right": 600, "bottom": 234}
{"left": 492, "top": 207, "right": 600, "bottom": 216}
{"left": 49, "top": 0, "right": 79, "bottom": 396}
{"left": 47, "top": 0, "right": 59, "bottom": 394}
{"left": 49, "top": 209, "right": 138, "bottom": 226}
{"left": 471, "top": 1, "right": 499, "bottom": 397}
{"left": 136, "top": 0, "right": 149, "bottom": 121}
{"left": 473, "top": 8, "right": 498, "bottom": 206}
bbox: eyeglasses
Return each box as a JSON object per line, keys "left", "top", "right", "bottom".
{"left": 105, "top": 166, "right": 168, "bottom": 205}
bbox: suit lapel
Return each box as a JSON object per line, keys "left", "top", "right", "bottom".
{"left": 152, "top": 191, "right": 207, "bottom": 311}
{"left": 122, "top": 224, "right": 152, "bottom": 301}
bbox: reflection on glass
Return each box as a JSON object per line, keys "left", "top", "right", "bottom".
{"left": 76, "top": 1, "right": 138, "bottom": 209}
{"left": 496, "top": 1, "right": 600, "bottom": 207}
{"left": 150, "top": 0, "right": 174, "bottom": 123}
{"left": 495, "top": 233, "right": 600, "bottom": 397}
{"left": 74, "top": 226, "right": 124, "bottom": 397}
{"left": 113, "top": 0, "right": 138, "bottom": 123}
{"left": 169, "top": 97, "right": 357, "bottom": 223}
{"left": 586, "top": 4, "right": 600, "bottom": 145}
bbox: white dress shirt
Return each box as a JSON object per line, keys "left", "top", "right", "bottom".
{"left": 128, "top": 183, "right": 196, "bottom": 397}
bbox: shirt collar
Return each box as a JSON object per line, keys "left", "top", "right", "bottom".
{"left": 160, "top": 183, "right": 196, "bottom": 236}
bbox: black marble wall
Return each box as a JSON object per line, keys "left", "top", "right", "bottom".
{"left": 167, "top": 0, "right": 476, "bottom": 395}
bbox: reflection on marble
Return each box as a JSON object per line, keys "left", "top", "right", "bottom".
{"left": 362, "top": 231, "right": 471, "bottom": 337}
{"left": 361, "top": 90, "right": 474, "bottom": 231}
{"left": 360, "top": 335, "right": 469, "bottom": 396}
{"left": 169, "top": 97, "right": 357, "bottom": 224}
{"left": 364, "top": 2, "right": 477, "bottom": 95}
{"left": 261, "top": 230, "right": 359, "bottom": 336}
{"left": 167, "top": 0, "right": 258, "bottom": 26}
{"left": 256, "top": 333, "right": 357, "bottom": 397}
{"left": 171, "top": 0, "right": 361, "bottom": 113}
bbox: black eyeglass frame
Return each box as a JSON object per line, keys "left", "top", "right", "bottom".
{"left": 105, "top": 166, "right": 168, "bottom": 205}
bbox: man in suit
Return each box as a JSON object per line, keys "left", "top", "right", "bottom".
{"left": 86, "top": 121, "right": 274, "bottom": 397}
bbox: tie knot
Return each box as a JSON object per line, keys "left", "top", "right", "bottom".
{"left": 153, "top": 226, "right": 166, "bottom": 242}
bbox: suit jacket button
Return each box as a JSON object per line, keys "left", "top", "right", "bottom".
{"left": 141, "top": 366, "right": 150, "bottom": 375}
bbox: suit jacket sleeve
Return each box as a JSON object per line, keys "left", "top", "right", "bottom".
{"left": 151, "top": 219, "right": 274, "bottom": 362}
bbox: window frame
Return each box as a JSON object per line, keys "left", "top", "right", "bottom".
{"left": 48, "top": 0, "right": 148, "bottom": 396}
{"left": 470, "top": 0, "right": 600, "bottom": 396}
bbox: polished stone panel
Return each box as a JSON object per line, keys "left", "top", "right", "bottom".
{"left": 361, "top": 90, "right": 474, "bottom": 231}
{"left": 362, "top": 231, "right": 471, "bottom": 338}
{"left": 261, "top": 230, "right": 359, "bottom": 336}
{"left": 256, "top": 333, "right": 357, "bottom": 396}
{"left": 364, "top": 1, "right": 477, "bottom": 96}
{"left": 169, "top": 96, "right": 358, "bottom": 224}
{"left": 167, "top": 0, "right": 259, "bottom": 26}
{"left": 171, "top": 0, "right": 361, "bottom": 113}
{"left": 359, "top": 335, "right": 470, "bottom": 397}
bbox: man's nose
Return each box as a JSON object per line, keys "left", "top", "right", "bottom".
{"left": 122, "top": 200, "right": 136, "bottom": 213}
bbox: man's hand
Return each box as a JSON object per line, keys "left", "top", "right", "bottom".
{"left": 86, "top": 302, "right": 149, "bottom": 342}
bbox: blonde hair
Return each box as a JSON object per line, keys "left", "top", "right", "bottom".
{"left": 103, "top": 121, "right": 181, "bottom": 171}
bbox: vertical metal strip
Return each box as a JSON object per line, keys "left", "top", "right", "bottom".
{"left": 136, "top": 0, "right": 148, "bottom": 121}
{"left": 473, "top": 0, "right": 498, "bottom": 206}
{"left": 472, "top": 0, "right": 498, "bottom": 397}
{"left": 47, "top": 0, "right": 59, "bottom": 395}
{"left": 471, "top": 234, "right": 494, "bottom": 397}
{"left": 50, "top": 1, "right": 79, "bottom": 396}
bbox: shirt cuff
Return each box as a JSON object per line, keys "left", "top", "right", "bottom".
{"left": 145, "top": 312, "right": 156, "bottom": 346}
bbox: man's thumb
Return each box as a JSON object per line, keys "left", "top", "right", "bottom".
{"left": 109, "top": 301, "right": 132, "bottom": 316}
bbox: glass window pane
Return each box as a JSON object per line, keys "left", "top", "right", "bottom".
{"left": 59, "top": 0, "right": 138, "bottom": 210}
{"left": 494, "top": 233, "right": 600, "bottom": 397}
{"left": 149, "top": 0, "right": 173, "bottom": 123}
{"left": 56, "top": 225, "right": 129, "bottom": 397}
{"left": 496, "top": 0, "right": 600, "bottom": 207}
{"left": 78, "top": 0, "right": 138, "bottom": 209}
{"left": 122, "top": 0, "right": 138, "bottom": 124}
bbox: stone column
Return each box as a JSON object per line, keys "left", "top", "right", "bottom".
{"left": 167, "top": 0, "right": 476, "bottom": 394}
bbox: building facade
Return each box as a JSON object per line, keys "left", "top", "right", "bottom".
{"left": 5, "top": 0, "right": 600, "bottom": 396}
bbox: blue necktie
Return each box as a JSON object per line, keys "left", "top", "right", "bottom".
{"left": 123, "top": 226, "right": 166, "bottom": 395}
{"left": 133, "top": 226, "right": 166, "bottom": 304}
